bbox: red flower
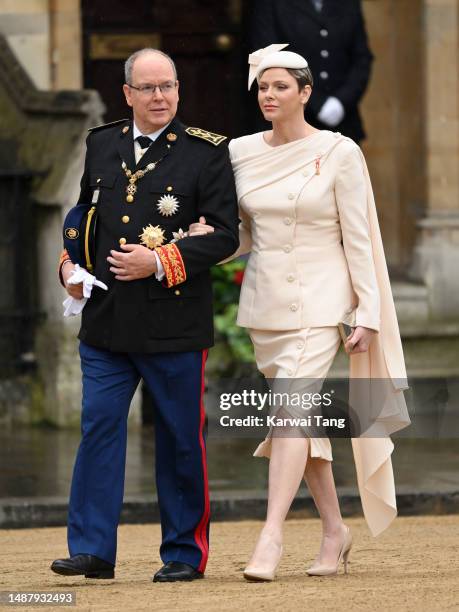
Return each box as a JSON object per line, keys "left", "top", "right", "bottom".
{"left": 233, "top": 270, "right": 244, "bottom": 285}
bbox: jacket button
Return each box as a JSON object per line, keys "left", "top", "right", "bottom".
{"left": 287, "top": 274, "right": 295, "bottom": 282}
{"left": 174, "top": 289, "right": 181, "bottom": 295}
{"left": 321, "top": 49, "right": 329, "bottom": 58}
{"left": 288, "top": 193, "right": 295, "bottom": 200}
{"left": 119, "top": 237, "right": 126, "bottom": 245}
{"left": 283, "top": 244, "right": 292, "bottom": 253}
{"left": 287, "top": 369, "right": 294, "bottom": 376}
{"left": 297, "top": 342, "right": 304, "bottom": 349}
{"left": 122, "top": 215, "right": 130, "bottom": 224}
{"left": 320, "top": 71, "right": 329, "bottom": 80}
{"left": 290, "top": 303, "right": 298, "bottom": 312}
{"left": 320, "top": 28, "right": 328, "bottom": 37}
{"left": 96, "top": 177, "right": 101, "bottom": 183}
{"left": 166, "top": 186, "right": 173, "bottom": 192}
{"left": 284, "top": 217, "right": 292, "bottom": 225}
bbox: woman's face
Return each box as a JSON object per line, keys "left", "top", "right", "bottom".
{"left": 257, "top": 68, "right": 311, "bottom": 123}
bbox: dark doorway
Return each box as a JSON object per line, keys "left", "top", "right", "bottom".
{"left": 81, "top": 0, "right": 251, "bottom": 138}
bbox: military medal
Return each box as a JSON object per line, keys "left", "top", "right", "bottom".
{"left": 139, "top": 224, "right": 165, "bottom": 249}
{"left": 171, "top": 228, "right": 188, "bottom": 243}
{"left": 157, "top": 194, "right": 179, "bottom": 217}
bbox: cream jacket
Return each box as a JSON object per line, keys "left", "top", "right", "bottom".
{"left": 228, "top": 130, "right": 380, "bottom": 332}
{"left": 228, "top": 130, "right": 409, "bottom": 387}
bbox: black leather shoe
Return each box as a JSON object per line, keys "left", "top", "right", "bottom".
{"left": 152, "top": 561, "right": 204, "bottom": 582}
{"left": 50, "top": 554, "right": 114, "bottom": 579}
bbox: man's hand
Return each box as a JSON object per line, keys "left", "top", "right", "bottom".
{"left": 107, "top": 243, "right": 157, "bottom": 281}
{"left": 188, "top": 216, "right": 215, "bottom": 237}
{"left": 344, "top": 326, "right": 377, "bottom": 355}
{"left": 62, "top": 262, "right": 84, "bottom": 299}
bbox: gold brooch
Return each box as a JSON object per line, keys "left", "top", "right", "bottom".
{"left": 315, "top": 153, "right": 323, "bottom": 175}
{"left": 157, "top": 194, "right": 179, "bottom": 217}
{"left": 167, "top": 133, "right": 177, "bottom": 142}
{"left": 139, "top": 224, "right": 165, "bottom": 249}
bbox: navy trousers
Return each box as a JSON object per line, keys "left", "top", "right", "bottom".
{"left": 67, "top": 341, "right": 210, "bottom": 571}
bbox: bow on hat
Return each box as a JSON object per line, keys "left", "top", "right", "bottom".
{"left": 248, "top": 43, "right": 289, "bottom": 89}
{"left": 248, "top": 43, "right": 309, "bottom": 90}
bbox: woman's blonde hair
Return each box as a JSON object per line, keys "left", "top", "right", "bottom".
{"left": 286, "top": 67, "right": 314, "bottom": 90}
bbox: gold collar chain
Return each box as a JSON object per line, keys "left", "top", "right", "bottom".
{"left": 121, "top": 156, "right": 165, "bottom": 203}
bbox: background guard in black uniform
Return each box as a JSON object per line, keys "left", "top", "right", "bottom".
{"left": 250, "top": 0, "right": 374, "bottom": 143}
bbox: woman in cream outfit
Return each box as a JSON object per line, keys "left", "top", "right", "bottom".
{"left": 191, "top": 44, "right": 410, "bottom": 581}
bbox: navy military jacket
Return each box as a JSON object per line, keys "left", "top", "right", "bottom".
{"left": 75, "top": 117, "right": 239, "bottom": 353}
{"left": 250, "top": 0, "right": 373, "bottom": 142}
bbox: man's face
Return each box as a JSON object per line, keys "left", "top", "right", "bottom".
{"left": 123, "top": 53, "right": 179, "bottom": 133}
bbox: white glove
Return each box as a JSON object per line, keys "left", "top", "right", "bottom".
{"left": 317, "top": 96, "right": 345, "bottom": 127}
{"left": 63, "top": 264, "right": 108, "bottom": 317}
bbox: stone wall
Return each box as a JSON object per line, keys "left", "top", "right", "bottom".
{"left": 0, "top": 33, "right": 107, "bottom": 427}
{"left": 0, "top": 0, "right": 82, "bottom": 90}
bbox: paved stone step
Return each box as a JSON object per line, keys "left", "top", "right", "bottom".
{"left": 1, "top": 489, "right": 458, "bottom": 529}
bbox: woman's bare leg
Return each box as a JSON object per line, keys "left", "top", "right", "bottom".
{"left": 304, "top": 456, "right": 348, "bottom": 566}
{"left": 245, "top": 436, "right": 309, "bottom": 571}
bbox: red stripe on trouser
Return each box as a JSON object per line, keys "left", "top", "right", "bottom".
{"left": 194, "top": 349, "right": 210, "bottom": 572}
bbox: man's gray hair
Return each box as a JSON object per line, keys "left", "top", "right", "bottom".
{"left": 124, "top": 48, "right": 178, "bottom": 84}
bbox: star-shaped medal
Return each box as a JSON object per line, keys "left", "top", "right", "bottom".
{"left": 139, "top": 224, "right": 165, "bottom": 249}
{"left": 157, "top": 194, "right": 179, "bottom": 217}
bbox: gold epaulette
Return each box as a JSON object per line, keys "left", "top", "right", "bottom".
{"left": 88, "top": 118, "right": 130, "bottom": 133}
{"left": 185, "top": 127, "right": 227, "bottom": 146}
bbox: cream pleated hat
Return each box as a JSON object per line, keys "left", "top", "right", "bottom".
{"left": 248, "top": 43, "right": 308, "bottom": 90}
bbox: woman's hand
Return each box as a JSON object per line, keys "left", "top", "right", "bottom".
{"left": 344, "top": 326, "right": 377, "bottom": 355}
{"left": 188, "top": 216, "right": 215, "bottom": 237}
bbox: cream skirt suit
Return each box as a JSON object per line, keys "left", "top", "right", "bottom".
{"left": 228, "top": 130, "right": 410, "bottom": 536}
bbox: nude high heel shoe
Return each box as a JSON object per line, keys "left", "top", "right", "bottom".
{"left": 306, "top": 526, "right": 352, "bottom": 576}
{"left": 243, "top": 536, "right": 283, "bottom": 582}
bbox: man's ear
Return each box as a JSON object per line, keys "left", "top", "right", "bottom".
{"left": 123, "top": 83, "right": 133, "bottom": 108}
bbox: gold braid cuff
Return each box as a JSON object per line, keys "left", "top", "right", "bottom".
{"left": 155, "top": 243, "right": 187, "bottom": 288}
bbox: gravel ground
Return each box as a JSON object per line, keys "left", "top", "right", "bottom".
{"left": 0, "top": 516, "right": 458, "bottom": 612}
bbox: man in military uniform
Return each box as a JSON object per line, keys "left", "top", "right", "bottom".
{"left": 51, "top": 48, "right": 239, "bottom": 582}
{"left": 250, "top": 0, "right": 373, "bottom": 143}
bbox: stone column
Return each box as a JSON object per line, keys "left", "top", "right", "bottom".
{"left": 49, "top": 0, "right": 82, "bottom": 90}
{"left": 361, "top": 0, "right": 426, "bottom": 271}
{"left": 411, "top": 0, "right": 459, "bottom": 320}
